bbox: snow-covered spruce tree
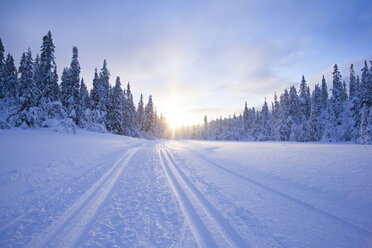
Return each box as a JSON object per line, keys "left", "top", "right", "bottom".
{"left": 69, "top": 47, "right": 81, "bottom": 123}
{"left": 329, "top": 64, "right": 345, "bottom": 141}
{"left": 99, "top": 59, "right": 111, "bottom": 129}
{"left": 1, "top": 53, "right": 18, "bottom": 102}
{"left": 90, "top": 68, "right": 100, "bottom": 110}
{"left": 136, "top": 93, "right": 145, "bottom": 137}
{"left": 359, "top": 104, "right": 371, "bottom": 144}
{"left": 349, "top": 64, "right": 358, "bottom": 99}
{"left": 243, "top": 101, "right": 249, "bottom": 135}
{"left": 60, "top": 47, "right": 81, "bottom": 123}
{"left": 309, "top": 84, "right": 322, "bottom": 141}
{"left": 320, "top": 75, "right": 328, "bottom": 110}
{"left": 123, "top": 82, "right": 136, "bottom": 136}
{"left": 279, "top": 89, "right": 291, "bottom": 141}
{"left": 109, "top": 77, "right": 125, "bottom": 135}
{"left": 299, "top": 75, "right": 311, "bottom": 141}
{"left": 0, "top": 38, "right": 5, "bottom": 99}
{"left": 38, "top": 31, "right": 59, "bottom": 103}
{"left": 144, "top": 95, "right": 155, "bottom": 139}
{"left": 360, "top": 61, "right": 372, "bottom": 109}
{"left": 258, "top": 98, "right": 272, "bottom": 140}
{"left": 288, "top": 85, "right": 302, "bottom": 141}
{"left": 342, "top": 80, "right": 348, "bottom": 101}
{"left": 78, "top": 78, "right": 90, "bottom": 126}
{"left": 17, "top": 49, "right": 41, "bottom": 127}
{"left": 271, "top": 92, "right": 281, "bottom": 140}
{"left": 203, "top": 115, "right": 208, "bottom": 139}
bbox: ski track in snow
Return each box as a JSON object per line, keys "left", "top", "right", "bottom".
{"left": 1, "top": 129, "right": 371, "bottom": 248}
{"left": 159, "top": 147, "right": 249, "bottom": 248}
{"left": 27, "top": 145, "right": 143, "bottom": 248}
{"left": 164, "top": 142, "right": 372, "bottom": 248}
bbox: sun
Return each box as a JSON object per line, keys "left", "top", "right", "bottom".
{"left": 166, "top": 110, "right": 185, "bottom": 129}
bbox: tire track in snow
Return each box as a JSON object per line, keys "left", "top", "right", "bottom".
{"left": 159, "top": 146, "right": 249, "bottom": 248}
{"left": 186, "top": 148, "right": 371, "bottom": 237}
{"left": 27, "top": 145, "right": 142, "bottom": 248}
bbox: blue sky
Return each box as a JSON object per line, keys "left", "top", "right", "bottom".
{"left": 1, "top": 0, "right": 371, "bottom": 127}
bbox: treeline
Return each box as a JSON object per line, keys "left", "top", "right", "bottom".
{"left": 175, "top": 63, "right": 371, "bottom": 144}
{"left": 0, "top": 31, "right": 169, "bottom": 139}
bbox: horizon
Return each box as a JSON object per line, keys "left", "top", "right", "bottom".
{"left": 1, "top": 0, "right": 372, "bottom": 127}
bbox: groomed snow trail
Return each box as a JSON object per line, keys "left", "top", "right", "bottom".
{"left": 27, "top": 146, "right": 143, "bottom": 248}
{"left": 1, "top": 129, "right": 371, "bottom": 248}
{"left": 159, "top": 146, "right": 248, "bottom": 248}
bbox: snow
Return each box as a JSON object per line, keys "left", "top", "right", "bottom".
{"left": 0, "top": 129, "right": 371, "bottom": 247}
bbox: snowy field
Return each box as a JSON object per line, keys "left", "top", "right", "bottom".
{"left": 0, "top": 129, "right": 371, "bottom": 248}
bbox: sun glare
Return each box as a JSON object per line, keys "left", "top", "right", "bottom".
{"left": 166, "top": 110, "right": 185, "bottom": 129}
{"left": 162, "top": 93, "right": 189, "bottom": 129}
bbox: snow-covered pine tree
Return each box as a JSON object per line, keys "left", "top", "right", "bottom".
{"left": 78, "top": 78, "right": 90, "bottom": 126}
{"left": 360, "top": 61, "right": 371, "bottom": 108}
{"left": 349, "top": 64, "right": 357, "bottom": 99}
{"left": 299, "top": 75, "right": 311, "bottom": 120}
{"left": 17, "top": 49, "right": 40, "bottom": 127}
{"left": 271, "top": 92, "right": 281, "bottom": 140}
{"left": 279, "top": 89, "right": 291, "bottom": 141}
{"left": 1, "top": 53, "right": 18, "bottom": 102}
{"left": 330, "top": 64, "right": 345, "bottom": 140}
{"left": 38, "top": 31, "right": 58, "bottom": 103}
{"left": 309, "top": 84, "right": 322, "bottom": 141}
{"left": 259, "top": 98, "right": 271, "bottom": 140}
{"left": 320, "top": 75, "right": 328, "bottom": 110}
{"left": 90, "top": 68, "right": 100, "bottom": 110}
{"left": 0, "top": 38, "right": 5, "bottom": 99}
{"left": 243, "top": 101, "right": 249, "bottom": 135}
{"left": 288, "top": 85, "right": 301, "bottom": 141}
{"left": 33, "top": 54, "right": 41, "bottom": 104}
{"left": 69, "top": 47, "right": 81, "bottom": 122}
{"left": 109, "top": 77, "right": 125, "bottom": 134}
{"left": 123, "top": 82, "right": 136, "bottom": 136}
{"left": 299, "top": 75, "right": 311, "bottom": 141}
{"left": 359, "top": 104, "right": 371, "bottom": 144}
{"left": 350, "top": 67, "right": 361, "bottom": 141}
{"left": 144, "top": 95, "right": 155, "bottom": 139}
{"left": 136, "top": 93, "right": 145, "bottom": 136}
{"left": 99, "top": 59, "right": 110, "bottom": 113}
{"left": 60, "top": 67, "right": 70, "bottom": 109}
{"left": 203, "top": 115, "right": 208, "bottom": 139}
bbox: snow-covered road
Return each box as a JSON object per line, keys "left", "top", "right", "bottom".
{"left": 0, "top": 129, "right": 371, "bottom": 247}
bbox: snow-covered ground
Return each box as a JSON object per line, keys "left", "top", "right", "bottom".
{"left": 0, "top": 129, "right": 371, "bottom": 247}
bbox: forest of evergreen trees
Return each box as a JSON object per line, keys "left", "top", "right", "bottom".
{"left": 175, "top": 63, "right": 371, "bottom": 144}
{"left": 0, "top": 31, "right": 371, "bottom": 144}
{"left": 0, "top": 32, "right": 168, "bottom": 139}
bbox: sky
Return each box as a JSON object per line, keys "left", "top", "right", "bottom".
{"left": 1, "top": 0, "right": 372, "bottom": 128}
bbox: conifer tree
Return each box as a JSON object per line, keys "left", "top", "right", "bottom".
{"left": 359, "top": 104, "right": 371, "bottom": 144}
{"left": 78, "top": 78, "right": 90, "bottom": 125}
{"left": 69, "top": 47, "right": 81, "bottom": 121}
{"left": 90, "top": 68, "right": 100, "bottom": 109}
{"left": 99, "top": 59, "right": 110, "bottom": 114}
{"left": 299, "top": 75, "right": 311, "bottom": 120}
{"left": 309, "top": 84, "right": 322, "bottom": 141}
{"left": 38, "top": 31, "right": 58, "bottom": 102}
{"left": 136, "top": 93, "right": 145, "bottom": 135}
{"left": 0, "top": 38, "right": 5, "bottom": 98}
{"left": 144, "top": 95, "right": 155, "bottom": 138}
{"left": 320, "top": 75, "right": 328, "bottom": 110}
{"left": 18, "top": 49, "right": 37, "bottom": 109}
{"left": 124, "top": 82, "right": 136, "bottom": 136}
{"left": 110, "top": 77, "right": 125, "bottom": 134}
{"left": 331, "top": 64, "right": 344, "bottom": 124}
{"left": 349, "top": 64, "right": 357, "bottom": 100}
{"left": 2, "top": 53, "right": 18, "bottom": 101}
